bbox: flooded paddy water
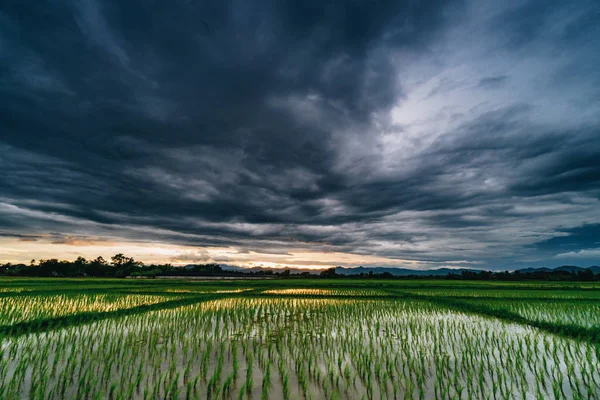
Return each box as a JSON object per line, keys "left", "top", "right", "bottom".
{"left": 1, "top": 279, "right": 599, "bottom": 399}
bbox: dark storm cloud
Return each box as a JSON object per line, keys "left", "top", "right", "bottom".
{"left": 533, "top": 224, "right": 600, "bottom": 253}
{"left": 1, "top": 0, "right": 600, "bottom": 269}
{"left": 0, "top": 0, "right": 457, "bottom": 215}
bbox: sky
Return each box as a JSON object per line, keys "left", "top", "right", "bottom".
{"left": 1, "top": 0, "right": 599, "bottom": 270}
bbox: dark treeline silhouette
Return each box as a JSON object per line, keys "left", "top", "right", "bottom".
{"left": 446, "top": 268, "right": 598, "bottom": 281}
{"left": 1, "top": 255, "right": 599, "bottom": 280}
{"left": 319, "top": 267, "right": 600, "bottom": 281}
{"left": 0, "top": 254, "right": 280, "bottom": 278}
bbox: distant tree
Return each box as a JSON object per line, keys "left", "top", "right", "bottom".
{"left": 38, "top": 259, "right": 61, "bottom": 277}
{"left": 111, "top": 253, "right": 143, "bottom": 278}
{"left": 319, "top": 268, "right": 338, "bottom": 278}
{"left": 111, "top": 253, "right": 129, "bottom": 268}
{"left": 73, "top": 256, "right": 88, "bottom": 276}
{"left": 578, "top": 268, "right": 594, "bottom": 281}
{"left": 87, "top": 256, "right": 109, "bottom": 276}
{"left": 186, "top": 263, "right": 223, "bottom": 275}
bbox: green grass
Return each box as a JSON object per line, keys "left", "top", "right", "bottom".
{"left": 1, "top": 277, "right": 600, "bottom": 399}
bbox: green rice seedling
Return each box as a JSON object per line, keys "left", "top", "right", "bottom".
{"left": 237, "top": 384, "right": 246, "bottom": 400}
{"left": 261, "top": 361, "right": 271, "bottom": 400}
{"left": 282, "top": 370, "right": 290, "bottom": 400}
{"left": 245, "top": 354, "right": 254, "bottom": 396}
{"left": 106, "top": 382, "right": 118, "bottom": 400}
{"left": 222, "top": 372, "right": 235, "bottom": 397}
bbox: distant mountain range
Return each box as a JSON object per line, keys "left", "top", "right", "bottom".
{"left": 517, "top": 265, "right": 600, "bottom": 274}
{"left": 215, "top": 264, "right": 600, "bottom": 276}
{"left": 337, "top": 265, "right": 600, "bottom": 276}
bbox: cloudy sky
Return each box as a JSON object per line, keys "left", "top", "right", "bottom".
{"left": 1, "top": 0, "right": 599, "bottom": 270}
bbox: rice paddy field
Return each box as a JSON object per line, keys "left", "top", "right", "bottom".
{"left": 1, "top": 278, "right": 600, "bottom": 399}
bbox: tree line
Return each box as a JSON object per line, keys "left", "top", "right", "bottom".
{"left": 1, "top": 256, "right": 599, "bottom": 280}
{"left": 0, "top": 255, "right": 254, "bottom": 278}
{"left": 318, "top": 267, "right": 600, "bottom": 281}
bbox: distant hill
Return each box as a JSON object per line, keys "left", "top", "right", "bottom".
{"left": 517, "top": 267, "right": 553, "bottom": 273}
{"left": 334, "top": 265, "right": 600, "bottom": 276}
{"left": 516, "top": 265, "right": 600, "bottom": 274}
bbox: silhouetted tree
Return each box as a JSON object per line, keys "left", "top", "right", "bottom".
{"left": 38, "top": 259, "right": 61, "bottom": 276}
{"left": 111, "top": 253, "right": 142, "bottom": 278}
{"left": 87, "top": 256, "right": 109, "bottom": 276}
{"left": 319, "top": 268, "right": 338, "bottom": 278}
{"left": 73, "top": 256, "right": 88, "bottom": 276}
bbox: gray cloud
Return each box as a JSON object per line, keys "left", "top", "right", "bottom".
{"left": 478, "top": 76, "right": 508, "bottom": 89}
{"left": 1, "top": 0, "right": 599, "bottom": 269}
